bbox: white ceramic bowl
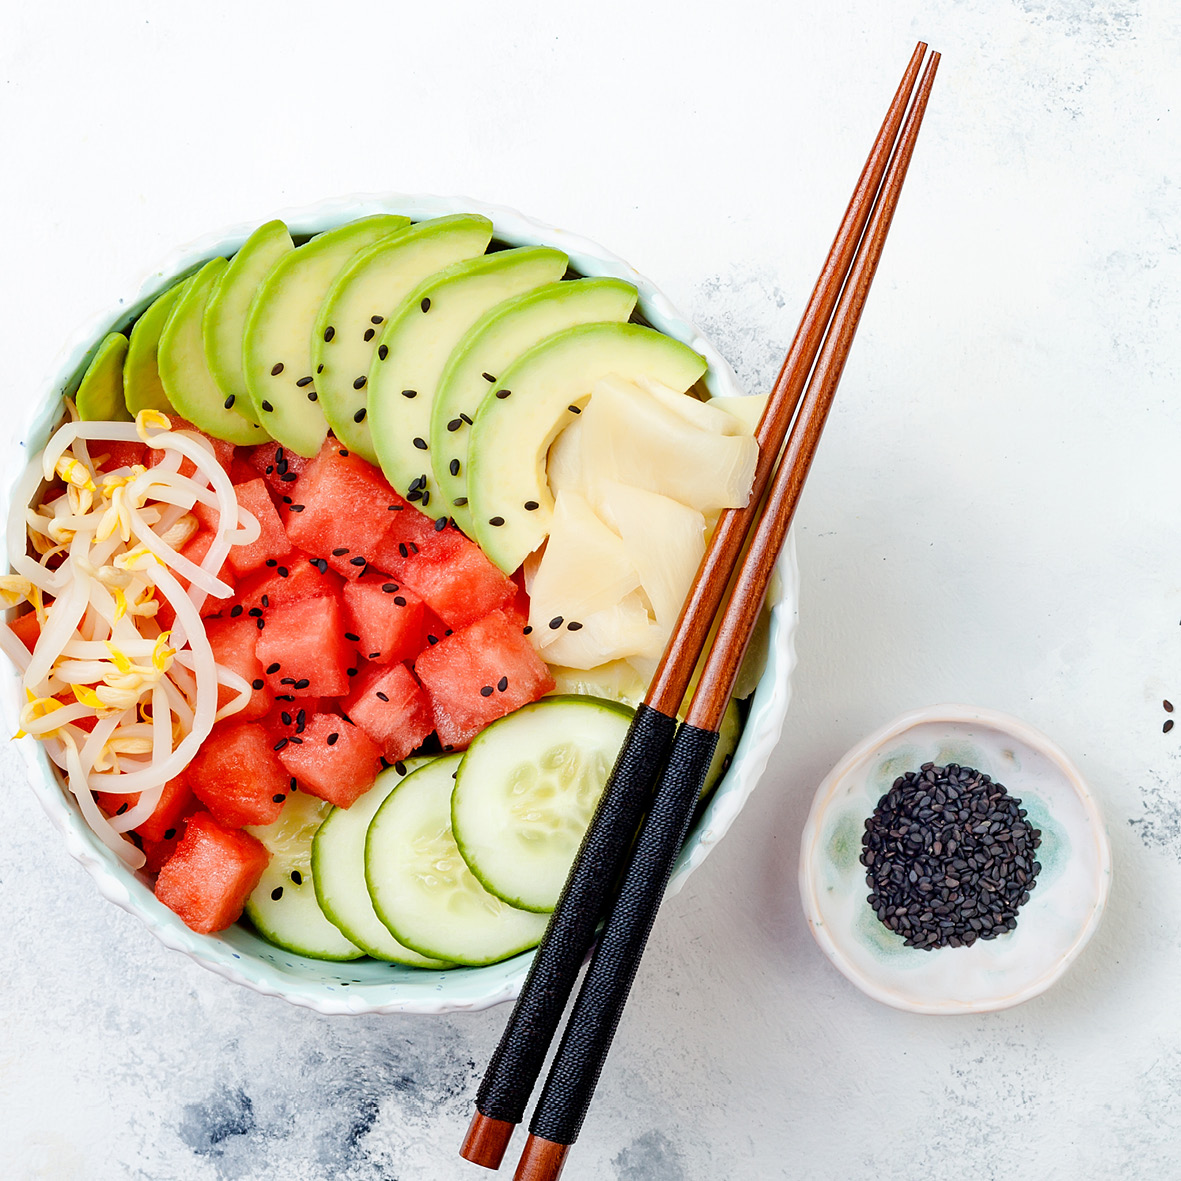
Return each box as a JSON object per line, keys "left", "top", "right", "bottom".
{"left": 799, "top": 704, "right": 1111, "bottom": 1014}
{"left": 1, "top": 193, "right": 799, "bottom": 1015}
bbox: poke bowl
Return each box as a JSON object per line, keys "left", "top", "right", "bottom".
{"left": 0, "top": 193, "right": 799, "bottom": 1015}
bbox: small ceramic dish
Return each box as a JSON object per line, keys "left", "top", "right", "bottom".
{"left": 799, "top": 704, "right": 1111, "bottom": 1014}
{"left": 1, "top": 193, "right": 799, "bottom": 1015}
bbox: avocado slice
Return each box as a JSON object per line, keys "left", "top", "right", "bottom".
{"left": 430, "top": 277, "right": 638, "bottom": 534}
{"left": 75, "top": 332, "right": 132, "bottom": 421}
{"left": 204, "top": 220, "right": 294, "bottom": 425}
{"left": 158, "top": 258, "right": 270, "bottom": 445}
{"left": 367, "top": 246, "right": 568, "bottom": 509}
{"left": 312, "top": 214, "right": 494, "bottom": 463}
{"left": 467, "top": 323, "right": 708, "bottom": 573}
{"left": 124, "top": 280, "right": 189, "bottom": 416}
{"left": 242, "top": 214, "right": 410, "bottom": 456}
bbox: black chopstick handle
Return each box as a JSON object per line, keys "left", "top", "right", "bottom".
{"left": 475, "top": 702, "right": 678, "bottom": 1125}
{"left": 528, "top": 721, "right": 720, "bottom": 1147}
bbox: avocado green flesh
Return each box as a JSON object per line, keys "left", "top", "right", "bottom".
{"left": 468, "top": 322, "right": 708, "bottom": 573}
{"left": 368, "top": 246, "right": 569, "bottom": 508}
{"left": 242, "top": 214, "right": 410, "bottom": 456}
{"left": 431, "top": 277, "right": 638, "bottom": 534}
{"left": 203, "top": 219, "right": 294, "bottom": 426}
{"left": 312, "top": 214, "right": 494, "bottom": 464}
{"left": 124, "top": 282, "right": 188, "bottom": 415}
{"left": 75, "top": 332, "right": 131, "bottom": 421}
{"left": 157, "top": 258, "right": 269, "bottom": 446}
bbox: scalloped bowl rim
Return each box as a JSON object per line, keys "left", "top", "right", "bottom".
{"left": 1, "top": 191, "right": 799, "bottom": 1015}
{"left": 798, "top": 703, "right": 1112, "bottom": 1014}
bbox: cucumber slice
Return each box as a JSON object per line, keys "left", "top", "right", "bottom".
{"left": 245, "top": 791, "right": 364, "bottom": 961}
{"left": 75, "top": 332, "right": 131, "bottom": 421}
{"left": 312, "top": 214, "right": 494, "bottom": 463}
{"left": 125, "top": 280, "right": 188, "bottom": 415}
{"left": 703, "top": 698, "right": 741, "bottom": 801}
{"left": 312, "top": 758, "right": 453, "bottom": 968}
{"left": 366, "top": 754, "right": 548, "bottom": 965}
{"left": 431, "top": 277, "right": 638, "bottom": 535}
{"left": 203, "top": 219, "right": 294, "bottom": 425}
{"left": 452, "top": 696, "right": 634, "bottom": 912}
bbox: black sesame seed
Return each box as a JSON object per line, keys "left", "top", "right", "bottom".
{"left": 1166, "top": 720, "right": 1175, "bottom": 733}
{"left": 1165, "top": 700, "right": 1175, "bottom": 713}
{"left": 522, "top": 625, "right": 532, "bottom": 635}
{"left": 524, "top": 500, "right": 539, "bottom": 511}
{"left": 398, "top": 543, "right": 408, "bottom": 558}
{"left": 497, "top": 676, "right": 508, "bottom": 692}
{"left": 317, "top": 363, "right": 324, "bottom": 374}
{"left": 420, "top": 297, "right": 431, "bottom": 312}
{"left": 273, "top": 738, "right": 288, "bottom": 751}
{"left": 447, "top": 418, "right": 461, "bottom": 432}
{"left": 281, "top": 712, "right": 292, "bottom": 726}
{"left": 248, "top": 607, "right": 262, "bottom": 617}
{"left": 394, "top": 761, "right": 407, "bottom": 775}
{"left": 427, "top": 635, "right": 438, "bottom": 645}
{"left": 261, "top": 595, "right": 270, "bottom": 607}
{"left": 489, "top": 516, "right": 505, "bottom": 527}
{"left": 352, "top": 408, "right": 366, "bottom": 425}
{"left": 288, "top": 735, "right": 303, "bottom": 744}
{"left": 291, "top": 869, "right": 303, "bottom": 884}
{"left": 449, "top": 458, "right": 460, "bottom": 476}
{"left": 257, "top": 618, "right": 265, "bottom": 630}
{"left": 296, "top": 709, "right": 305, "bottom": 726}
{"left": 347, "top": 667, "right": 358, "bottom": 677}
{"left": 296, "top": 375, "right": 314, "bottom": 387}
{"left": 252, "top": 678, "right": 264, "bottom": 690}
{"left": 460, "top": 412, "right": 473, "bottom": 425}
{"left": 454, "top": 496, "right": 468, "bottom": 506}
{"left": 566, "top": 621, "right": 583, "bottom": 631}
{"left": 266, "top": 559, "right": 278, "bottom": 567}
{"left": 363, "top": 328, "right": 375, "bottom": 342}
{"left": 289, "top": 504, "right": 305, "bottom": 512}
{"left": 271, "top": 886, "right": 284, "bottom": 901}
{"left": 116, "top": 802, "right": 128, "bottom": 815}
{"left": 434, "top": 517, "right": 448, "bottom": 531}
{"left": 224, "top": 394, "right": 236, "bottom": 409}
{"left": 394, "top": 596, "right": 406, "bottom": 607}
{"left": 294, "top": 678, "right": 310, "bottom": 690}
{"left": 371, "top": 315, "right": 383, "bottom": 324}
{"left": 230, "top": 605, "right": 244, "bottom": 618}
{"left": 409, "top": 474, "right": 425, "bottom": 492}
{"left": 324, "top": 326, "right": 335, "bottom": 341}
{"left": 280, "top": 470, "right": 298, "bottom": 480}
{"left": 407, "top": 489, "right": 422, "bottom": 502}
{"left": 382, "top": 583, "right": 398, "bottom": 593}
{"left": 495, "top": 389, "right": 511, "bottom": 400}
{"left": 482, "top": 372, "right": 496, "bottom": 382}
{"left": 327, "top": 732, "right": 339, "bottom": 746}
{"left": 350, "top": 555, "right": 367, "bottom": 567}
{"left": 376, "top": 691, "right": 390, "bottom": 702}
{"left": 421, "top": 491, "right": 430, "bottom": 506}
{"left": 340, "top": 449, "right": 349, "bottom": 456}
{"left": 344, "top": 632, "right": 360, "bottom": 642}
{"left": 377, "top": 344, "right": 388, "bottom": 360}
{"left": 261, "top": 400, "right": 274, "bottom": 413}
{"left": 548, "top": 616, "right": 563, "bottom": 629}
{"left": 568, "top": 404, "right": 581, "bottom": 414}
{"left": 401, "top": 389, "right": 417, "bottom": 399}
{"left": 413, "top": 437, "right": 428, "bottom": 450}
{"left": 163, "top": 828, "right": 177, "bottom": 841}
{"left": 480, "top": 685, "right": 494, "bottom": 697}
{"left": 282, "top": 496, "right": 292, "bottom": 504}
{"left": 333, "top": 547, "right": 349, "bottom": 556}
{"left": 278, "top": 566, "right": 289, "bottom": 577}
{"left": 271, "top": 362, "right": 284, "bottom": 376}
{"left": 280, "top": 677, "right": 295, "bottom": 686}
{"left": 272, "top": 794, "right": 285, "bottom": 803}
{"left": 368, "top": 651, "right": 380, "bottom": 659}
{"left": 353, "top": 375, "right": 367, "bottom": 390}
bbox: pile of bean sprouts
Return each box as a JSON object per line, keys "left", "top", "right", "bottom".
{"left": 0, "top": 409, "right": 259, "bottom": 868}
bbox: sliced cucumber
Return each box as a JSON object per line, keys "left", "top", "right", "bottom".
{"left": 245, "top": 791, "right": 364, "bottom": 961}
{"left": 75, "top": 332, "right": 131, "bottom": 421}
{"left": 703, "top": 698, "right": 741, "bottom": 801}
{"left": 312, "top": 758, "right": 453, "bottom": 968}
{"left": 366, "top": 754, "right": 548, "bottom": 965}
{"left": 452, "top": 696, "right": 634, "bottom": 912}
{"left": 312, "top": 213, "right": 494, "bottom": 463}
{"left": 125, "top": 280, "right": 188, "bottom": 415}
{"left": 430, "top": 277, "right": 638, "bottom": 534}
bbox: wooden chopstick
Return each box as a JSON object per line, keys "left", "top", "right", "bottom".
{"left": 460, "top": 41, "right": 930, "bottom": 1173}
{"left": 513, "top": 49, "right": 941, "bottom": 1181}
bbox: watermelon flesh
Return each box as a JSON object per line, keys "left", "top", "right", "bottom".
{"left": 94, "top": 774, "right": 195, "bottom": 842}
{"left": 204, "top": 615, "right": 271, "bottom": 721}
{"left": 231, "top": 552, "right": 344, "bottom": 615}
{"left": 413, "top": 608, "right": 555, "bottom": 749}
{"left": 255, "top": 592, "right": 355, "bottom": 697}
{"left": 154, "top": 811, "right": 270, "bottom": 933}
{"left": 225, "top": 478, "right": 291, "bottom": 576}
{"left": 342, "top": 662, "right": 434, "bottom": 763}
{"left": 343, "top": 575, "right": 425, "bottom": 664}
{"left": 276, "top": 713, "right": 382, "bottom": 809}
{"left": 186, "top": 721, "right": 291, "bottom": 828}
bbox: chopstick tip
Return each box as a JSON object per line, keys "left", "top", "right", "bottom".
{"left": 514, "top": 1134, "right": 571, "bottom": 1181}
{"left": 461, "top": 1110, "right": 516, "bottom": 1170}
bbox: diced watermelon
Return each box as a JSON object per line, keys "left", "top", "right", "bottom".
{"left": 205, "top": 615, "right": 271, "bottom": 721}
{"left": 7, "top": 609, "right": 40, "bottom": 653}
{"left": 225, "top": 478, "right": 291, "bottom": 576}
{"left": 175, "top": 529, "right": 233, "bottom": 608}
{"left": 413, "top": 608, "right": 555, "bottom": 749}
{"left": 342, "top": 662, "right": 434, "bottom": 763}
{"left": 230, "top": 552, "right": 343, "bottom": 615}
{"left": 374, "top": 522, "right": 515, "bottom": 630}
{"left": 276, "top": 713, "right": 382, "bottom": 808}
{"left": 261, "top": 696, "right": 325, "bottom": 745}
{"left": 149, "top": 416, "right": 236, "bottom": 478}
{"left": 229, "top": 453, "right": 259, "bottom": 486}
{"left": 186, "top": 721, "right": 291, "bottom": 828}
{"left": 369, "top": 510, "right": 447, "bottom": 574}
{"left": 95, "top": 775, "right": 196, "bottom": 843}
{"left": 142, "top": 826, "right": 185, "bottom": 874}
{"left": 245, "top": 441, "right": 311, "bottom": 497}
{"left": 282, "top": 439, "right": 405, "bottom": 564}
{"left": 255, "top": 592, "right": 355, "bottom": 697}
{"left": 342, "top": 575, "right": 425, "bottom": 664}
{"left": 510, "top": 566, "right": 530, "bottom": 619}
{"left": 154, "top": 811, "right": 269, "bottom": 933}
{"left": 94, "top": 440, "right": 149, "bottom": 472}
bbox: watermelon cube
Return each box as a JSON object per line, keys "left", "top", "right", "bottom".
{"left": 255, "top": 593, "right": 355, "bottom": 697}
{"left": 95, "top": 775, "right": 196, "bottom": 843}
{"left": 372, "top": 522, "right": 515, "bottom": 630}
{"left": 175, "top": 529, "right": 233, "bottom": 609}
{"left": 276, "top": 713, "right": 382, "bottom": 808}
{"left": 230, "top": 552, "right": 344, "bottom": 616}
{"left": 342, "top": 574, "right": 425, "bottom": 664}
{"left": 342, "top": 662, "right": 435, "bottom": 762}
{"left": 282, "top": 439, "right": 405, "bottom": 565}
{"left": 244, "top": 441, "right": 311, "bottom": 497}
{"left": 186, "top": 721, "right": 291, "bottom": 828}
{"left": 205, "top": 615, "right": 271, "bottom": 721}
{"left": 226, "top": 478, "right": 291, "bottom": 576}
{"left": 94, "top": 440, "right": 149, "bottom": 473}
{"left": 413, "top": 608, "right": 555, "bottom": 749}
{"left": 154, "top": 811, "right": 270, "bottom": 933}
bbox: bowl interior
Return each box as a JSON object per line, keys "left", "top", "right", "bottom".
{"left": 800, "top": 705, "right": 1111, "bottom": 1014}
{"left": 2, "top": 193, "right": 799, "bottom": 1014}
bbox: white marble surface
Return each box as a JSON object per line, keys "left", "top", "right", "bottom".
{"left": 2, "top": 2, "right": 1179, "bottom": 1178}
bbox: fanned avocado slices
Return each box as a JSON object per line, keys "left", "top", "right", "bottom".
{"left": 204, "top": 219, "right": 294, "bottom": 426}
{"left": 242, "top": 214, "right": 410, "bottom": 456}
{"left": 466, "top": 322, "right": 707, "bottom": 574}
{"left": 75, "top": 332, "right": 132, "bottom": 421}
{"left": 158, "top": 258, "right": 270, "bottom": 446}
{"left": 430, "top": 277, "right": 638, "bottom": 534}
{"left": 124, "top": 280, "right": 189, "bottom": 416}
{"left": 367, "top": 246, "right": 568, "bottom": 511}
{"left": 312, "top": 213, "right": 494, "bottom": 464}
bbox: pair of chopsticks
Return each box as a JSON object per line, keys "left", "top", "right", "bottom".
{"left": 462, "top": 41, "right": 940, "bottom": 1180}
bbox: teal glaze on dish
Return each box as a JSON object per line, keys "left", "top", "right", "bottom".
{"left": 0, "top": 193, "right": 799, "bottom": 1016}
{"left": 799, "top": 705, "right": 1111, "bottom": 1015}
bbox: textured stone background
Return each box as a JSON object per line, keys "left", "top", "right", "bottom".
{"left": 2, "top": 1, "right": 1179, "bottom": 1178}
